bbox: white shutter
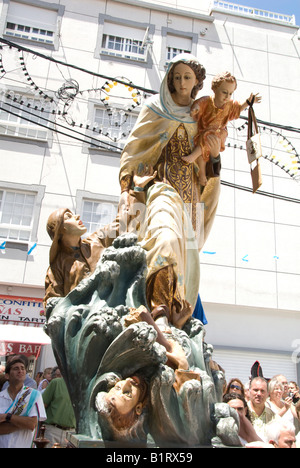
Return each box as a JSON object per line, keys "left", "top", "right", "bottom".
{"left": 166, "top": 34, "right": 192, "bottom": 51}
{"left": 6, "top": 1, "right": 57, "bottom": 31}
{"left": 103, "top": 22, "right": 146, "bottom": 41}
{"left": 212, "top": 347, "right": 297, "bottom": 384}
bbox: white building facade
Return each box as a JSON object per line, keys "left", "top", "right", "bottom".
{"left": 0, "top": 0, "right": 299, "bottom": 384}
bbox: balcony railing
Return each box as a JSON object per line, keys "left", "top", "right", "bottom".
{"left": 212, "top": 1, "right": 296, "bottom": 25}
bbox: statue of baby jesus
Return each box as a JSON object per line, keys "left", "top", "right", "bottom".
{"left": 182, "top": 71, "right": 261, "bottom": 186}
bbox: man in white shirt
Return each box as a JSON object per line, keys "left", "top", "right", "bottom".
{"left": 247, "top": 376, "right": 277, "bottom": 442}
{"left": 0, "top": 356, "right": 46, "bottom": 448}
{"left": 1, "top": 354, "right": 37, "bottom": 391}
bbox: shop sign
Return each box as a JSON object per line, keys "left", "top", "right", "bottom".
{"left": 0, "top": 295, "right": 45, "bottom": 326}
{"left": 0, "top": 341, "right": 42, "bottom": 357}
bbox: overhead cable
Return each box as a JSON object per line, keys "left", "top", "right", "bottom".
{"left": 220, "top": 180, "right": 300, "bottom": 204}
{"left": 1, "top": 104, "right": 299, "bottom": 204}
{"left": 0, "top": 100, "right": 121, "bottom": 151}
{"left": 0, "top": 105, "right": 115, "bottom": 151}
{"left": 0, "top": 38, "right": 155, "bottom": 95}
{"left": 1, "top": 37, "right": 300, "bottom": 135}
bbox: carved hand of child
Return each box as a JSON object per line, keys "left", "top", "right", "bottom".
{"left": 248, "top": 93, "right": 262, "bottom": 105}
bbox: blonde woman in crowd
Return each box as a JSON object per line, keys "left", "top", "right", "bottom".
{"left": 267, "top": 377, "right": 300, "bottom": 432}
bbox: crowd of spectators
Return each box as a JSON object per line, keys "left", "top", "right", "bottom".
{"left": 0, "top": 355, "right": 299, "bottom": 448}
{"left": 222, "top": 370, "right": 300, "bottom": 448}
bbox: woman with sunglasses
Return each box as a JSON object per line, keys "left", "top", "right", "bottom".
{"left": 224, "top": 378, "right": 245, "bottom": 398}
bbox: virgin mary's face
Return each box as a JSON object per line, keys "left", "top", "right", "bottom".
{"left": 171, "top": 63, "right": 198, "bottom": 103}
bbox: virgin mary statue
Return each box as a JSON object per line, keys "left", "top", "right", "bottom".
{"left": 119, "top": 54, "right": 221, "bottom": 328}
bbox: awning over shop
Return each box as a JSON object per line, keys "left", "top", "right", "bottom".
{"left": 0, "top": 324, "right": 51, "bottom": 358}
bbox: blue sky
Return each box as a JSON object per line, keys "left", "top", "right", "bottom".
{"left": 226, "top": 0, "right": 300, "bottom": 25}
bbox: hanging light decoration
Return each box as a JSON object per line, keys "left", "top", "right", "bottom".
{"left": 4, "top": 44, "right": 297, "bottom": 164}
{"left": 7, "top": 46, "right": 139, "bottom": 145}
{"left": 18, "top": 51, "right": 54, "bottom": 102}
{"left": 0, "top": 52, "right": 6, "bottom": 77}
{"left": 58, "top": 76, "right": 142, "bottom": 142}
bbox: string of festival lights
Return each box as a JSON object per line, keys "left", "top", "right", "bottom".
{"left": 0, "top": 37, "right": 299, "bottom": 202}
{"left": 2, "top": 91, "right": 299, "bottom": 183}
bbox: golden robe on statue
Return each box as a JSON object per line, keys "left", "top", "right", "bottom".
{"left": 119, "top": 54, "right": 221, "bottom": 326}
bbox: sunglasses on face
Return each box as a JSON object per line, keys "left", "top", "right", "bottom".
{"left": 230, "top": 384, "right": 242, "bottom": 391}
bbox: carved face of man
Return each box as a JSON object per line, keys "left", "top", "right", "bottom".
{"left": 62, "top": 211, "right": 87, "bottom": 238}
{"left": 105, "top": 376, "right": 143, "bottom": 416}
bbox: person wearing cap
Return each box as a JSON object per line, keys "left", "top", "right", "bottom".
{"left": 0, "top": 357, "right": 46, "bottom": 448}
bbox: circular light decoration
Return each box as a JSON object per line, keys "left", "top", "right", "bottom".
{"left": 6, "top": 47, "right": 141, "bottom": 144}
{"left": 236, "top": 123, "right": 300, "bottom": 182}
{"left": 100, "top": 77, "right": 141, "bottom": 109}
{"left": 59, "top": 77, "right": 142, "bottom": 143}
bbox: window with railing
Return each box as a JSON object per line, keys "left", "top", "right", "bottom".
{"left": 212, "top": 1, "right": 296, "bottom": 25}
{"left": 0, "top": 189, "right": 35, "bottom": 242}
{"left": 101, "top": 35, "right": 146, "bottom": 62}
{"left": 100, "top": 22, "right": 147, "bottom": 62}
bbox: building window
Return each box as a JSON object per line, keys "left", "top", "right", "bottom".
{"left": 166, "top": 34, "right": 192, "bottom": 63}
{"left": 100, "top": 22, "right": 147, "bottom": 62}
{"left": 81, "top": 199, "right": 118, "bottom": 235}
{"left": 166, "top": 46, "right": 191, "bottom": 62}
{"left": 0, "top": 94, "right": 51, "bottom": 141}
{"left": 166, "top": 46, "right": 191, "bottom": 63}
{"left": 91, "top": 107, "right": 138, "bottom": 150}
{"left": 0, "top": 189, "right": 35, "bottom": 242}
{"left": 5, "top": 22, "right": 54, "bottom": 44}
{"left": 101, "top": 35, "right": 146, "bottom": 62}
{"left": 4, "top": 1, "right": 59, "bottom": 45}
